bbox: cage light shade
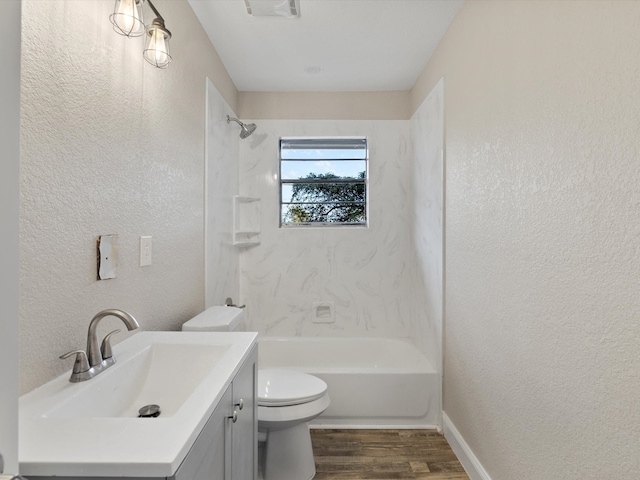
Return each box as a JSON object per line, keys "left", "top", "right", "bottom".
{"left": 143, "top": 20, "right": 172, "bottom": 68}
{"left": 110, "top": 0, "right": 145, "bottom": 37}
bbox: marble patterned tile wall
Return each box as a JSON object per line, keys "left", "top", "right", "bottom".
{"left": 205, "top": 79, "right": 240, "bottom": 308}
{"left": 238, "top": 120, "right": 414, "bottom": 338}
{"left": 410, "top": 79, "right": 445, "bottom": 376}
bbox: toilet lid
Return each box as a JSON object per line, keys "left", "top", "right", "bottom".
{"left": 257, "top": 369, "right": 328, "bottom": 407}
{"left": 181, "top": 306, "right": 244, "bottom": 332}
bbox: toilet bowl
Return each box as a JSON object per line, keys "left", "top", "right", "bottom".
{"left": 258, "top": 368, "right": 330, "bottom": 480}
{"left": 182, "top": 306, "right": 330, "bottom": 480}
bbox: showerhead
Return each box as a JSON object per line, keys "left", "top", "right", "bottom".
{"left": 240, "top": 122, "right": 257, "bottom": 139}
{"left": 227, "top": 115, "right": 257, "bottom": 139}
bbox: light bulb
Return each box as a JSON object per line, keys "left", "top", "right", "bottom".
{"left": 110, "top": 0, "right": 145, "bottom": 37}
{"left": 143, "top": 21, "right": 172, "bottom": 68}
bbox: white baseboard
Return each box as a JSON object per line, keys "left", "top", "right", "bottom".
{"left": 310, "top": 424, "right": 438, "bottom": 430}
{"left": 443, "top": 412, "right": 493, "bottom": 480}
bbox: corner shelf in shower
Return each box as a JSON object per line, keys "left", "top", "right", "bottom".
{"left": 233, "top": 195, "right": 261, "bottom": 246}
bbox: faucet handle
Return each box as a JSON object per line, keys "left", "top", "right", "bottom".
{"left": 100, "top": 329, "right": 121, "bottom": 362}
{"left": 59, "top": 350, "right": 97, "bottom": 383}
{"left": 59, "top": 350, "right": 91, "bottom": 375}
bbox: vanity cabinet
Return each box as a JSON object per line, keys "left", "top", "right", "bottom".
{"left": 171, "top": 385, "right": 232, "bottom": 480}
{"left": 19, "top": 332, "right": 258, "bottom": 480}
{"left": 230, "top": 344, "right": 257, "bottom": 480}
{"left": 172, "top": 344, "right": 257, "bottom": 480}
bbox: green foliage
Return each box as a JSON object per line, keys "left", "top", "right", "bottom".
{"left": 283, "top": 172, "right": 366, "bottom": 224}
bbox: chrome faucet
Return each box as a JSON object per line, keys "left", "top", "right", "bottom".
{"left": 86, "top": 309, "right": 139, "bottom": 369}
{"left": 60, "top": 309, "right": 140, "bottom": 382}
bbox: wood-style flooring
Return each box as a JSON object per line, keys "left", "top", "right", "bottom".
{"left": 311, "top": 429, "right": 470, "bottom": 480}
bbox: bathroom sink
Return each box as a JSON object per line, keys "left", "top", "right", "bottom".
{"left": 45, "top": 343, "right": 230, "bottom": 419}
{"left": 19, "top": 331, "right": 258, "bottom": 478}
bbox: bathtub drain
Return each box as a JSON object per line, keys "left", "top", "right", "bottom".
{"left": 138, "top": 404, "right": 161, "bottom": 418}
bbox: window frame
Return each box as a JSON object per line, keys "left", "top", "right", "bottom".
{"left": 279, "top": 136, "right": 369, "bottom": 228}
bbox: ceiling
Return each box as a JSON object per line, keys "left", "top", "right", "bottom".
{"left": 188, "top": 0, "right": 464, "bottom": 92}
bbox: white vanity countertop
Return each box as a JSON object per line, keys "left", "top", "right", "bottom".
{"left": 19, "top": 331, "right": 258, "bottom": 478}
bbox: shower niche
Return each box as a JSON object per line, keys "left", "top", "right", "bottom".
{"left": 233, "top": 195, "right": 261, "bottom": 246}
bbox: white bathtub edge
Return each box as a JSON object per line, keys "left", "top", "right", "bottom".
{"left": 443, "top": 412, "right": 493, "bottom": 480}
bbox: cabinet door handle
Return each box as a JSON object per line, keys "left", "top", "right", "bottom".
{"left": 229, "top": 410, "right": 238, "bottom": 423}
{"left": 235, "top": 398, "right": 244, "bottom": 411}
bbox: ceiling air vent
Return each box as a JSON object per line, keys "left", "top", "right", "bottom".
{"left": 244, "top": 0, "right": 300, "bottom": 18}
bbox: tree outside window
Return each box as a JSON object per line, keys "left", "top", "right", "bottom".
{"left": 284, "top": 171, "right": 366, "bottom": 224}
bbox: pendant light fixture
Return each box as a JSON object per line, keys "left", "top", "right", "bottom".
{"left": 110, "top": 0, "right": 172, "bottom": 69}
{"left": 110, "top": 0, "right": 145, "bottom": 37}
{"left": 143, "top": 0, "right": 172, "bottom": 68}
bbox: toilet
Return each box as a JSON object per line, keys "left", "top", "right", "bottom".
{"left": 182, "top": 306, "right": 330, "bottom": 480}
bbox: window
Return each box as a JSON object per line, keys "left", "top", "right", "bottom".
{"left": 280, "top": 137, "right": 368, "bottom": 226}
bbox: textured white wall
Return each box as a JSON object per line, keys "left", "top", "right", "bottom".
{"left": 238, "top": 120, "right": 415, "bottom": 338}
{"left": 20, "top": 0, "right": 237, "bottom": 394}
{"left": 205, "top": 79, "right": 240, "bottom": 308}
{"left": 413, "top": 1, "right": 640, "bottom": 478}
{"left": 410, "top": 79, "right": 444, "bottom": 418}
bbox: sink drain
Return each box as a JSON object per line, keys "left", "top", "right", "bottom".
{"left": 138, "top": 404, "right": 161, "bottom": 418}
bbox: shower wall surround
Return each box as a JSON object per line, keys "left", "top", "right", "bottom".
{"left": 238, "top": 120, "right": 422, "bottom": 339}
{"left": 205, "top": 79, "right": 240, "bottom": 307}
{"left": 410, "top": 79, "right": 444, "bottom": 378}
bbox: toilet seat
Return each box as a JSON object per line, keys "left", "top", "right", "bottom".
{"left": 258, "top": 392, "right": 330, "bottom": 426}
{"left": 258, "top": 368, "right": 327, "bottom": 407}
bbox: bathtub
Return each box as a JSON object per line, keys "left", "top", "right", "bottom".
{"left": 258, "top": 337, "right": 440, "bottom": 428}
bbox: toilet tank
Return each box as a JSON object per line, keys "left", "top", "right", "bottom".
{"left": 182, "top": 306, "right": 245, "bottom": 332}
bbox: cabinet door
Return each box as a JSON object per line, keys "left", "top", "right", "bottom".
{"left": 173, "top": 385, "right": 233, "bottom": 480}
{"left": 232, "top": 346, "right": 257, "bottom": 480}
